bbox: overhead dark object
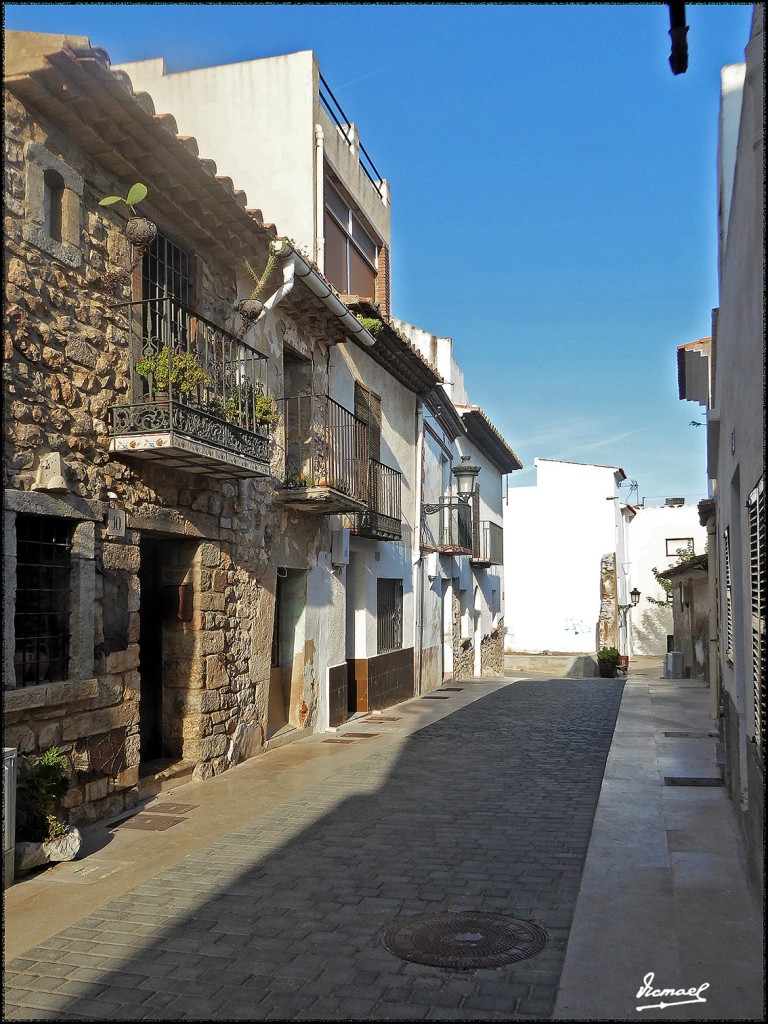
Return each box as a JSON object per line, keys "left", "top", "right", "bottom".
{"left": 667, "top": 2, "right": 689, "bottom": 75}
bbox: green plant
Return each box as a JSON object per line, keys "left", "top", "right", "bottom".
{"left": 597, "top": 646, "right": 620, "bottom": 665}
{"left": 98, "top": 182, "right": 148, "bottom": 216}
{"left": 243, "top": 252, "right": 279, "bottom": 304}
{"left": 136, "top": 348, "right": 211, "bottom": 396}
{"left": 15, "top": 747, "right": 71, "bottom": 843}
{"left": 647, "top": 545, "right": 695, "bottom": 607}
{"left": 285, "top": 472, "right": 314, "bottom": 488}
{"left": 355, "top": 315, "right": 385, "bottom": 337}
{"left": 45, "top": 814, "right": 68, "bottom": 841}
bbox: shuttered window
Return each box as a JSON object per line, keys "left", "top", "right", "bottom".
{"left": 323, "top": 179, "right": 378, "bottom": 299}
{"left": 354, "top": 381, "right": 381, "bottom": 463}
{"left": 724, "top": 527, "right": 734, "bottom": 665}
{"left": 748, "top": 478, "right": 766, "bottom": 763}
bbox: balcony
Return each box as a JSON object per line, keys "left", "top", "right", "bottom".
{"left": 279, "top": 395, "right": 367, "bottom": 513}
{"left": 348, "top": 459, "right": 402, "bottom": 541}
{"left": 422, "top": 498, "right": 473, "bottom": 554}
{"left": 472, "top": 521, "right": 504, "bottom": 566}
{"left": 109, "top": 298, "right": 271, "bottom": 479}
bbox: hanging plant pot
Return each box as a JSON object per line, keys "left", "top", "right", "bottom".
{"left": 125, "top": 216, "right": 157, "bottom": 247}
{"left": 238, "top": 298, "right": 265, "bottom": 319}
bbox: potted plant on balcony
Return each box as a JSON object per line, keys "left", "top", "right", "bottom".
{"left": 99, "top": 182, "right": 157, "bottom": 247}
{"left": 136, "top": 348, "right": 211, "bottom": 398}
{"left": 597, "top": 646, "right": 621, "bottom": 678}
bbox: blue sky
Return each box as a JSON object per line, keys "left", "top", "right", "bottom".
{"left": 5, "top": 3, "right": 755, "bottom": 506}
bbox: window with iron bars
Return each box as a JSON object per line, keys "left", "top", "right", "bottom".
{"left": 377, "top": 578, "right": 403, "bottom": 655}
{"left": 748, "top": 478, "right": 766, "bottom": 764}
{"left": 13, "top": 515, "right": 73, "bottom": 688}
{"left": 724, "top": 526, "right": 734, "bottom": 665}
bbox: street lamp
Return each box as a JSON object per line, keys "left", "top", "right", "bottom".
{"left": 620, "top": 588, "right": 641, "bottom": 612}
{"left": 452, "top": 455, "right": 481, "bottom": 502}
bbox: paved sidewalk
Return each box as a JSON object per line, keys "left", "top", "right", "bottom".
{"left": 554, "top": 661, "right": 764, "bottom": 1021}
{"left": 4, "top": 678, "right": 623, "bottom": 1020}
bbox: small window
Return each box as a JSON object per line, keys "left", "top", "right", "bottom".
{"left": 666, "top": 538, "right": 694, "bottom": 558}
{"left": 13, "top": 515, "right": 73, "bottom": 687}
{"left": 377, "top": 578, "right": 403, "bottom": 654}
{"left": 43, "top": 169, "right": 66, "bottom": 244}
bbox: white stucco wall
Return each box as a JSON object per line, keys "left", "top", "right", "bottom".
{"left": 713, "top": 8, "right": 764, "bottom": 775}
{"left": 504, "top": 459, "right": 627, "bottom": 654}
{"left": 329, "top": 343, "right": 417, "bottom": 661}
{"left": 116, "top": 52, "right": 390, "bottom": 264}
{"left": 628, "top": 504, "right": 708, "bottom": 655}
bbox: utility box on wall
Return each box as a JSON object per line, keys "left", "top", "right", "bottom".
{"left": 331, "top": 528, "right": 350, "bottom": 566}
{"left": 3, "top": 747, "right": 17, "bottom": 888}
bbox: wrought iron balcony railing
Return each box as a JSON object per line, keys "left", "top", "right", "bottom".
{"left": 349, "top": 459, "right": 402, "bottom": 540}
{"left": 422, "top": 497, "right": 472, "bottom": 553}
{"left": 279, "top": 395, "right": 368, "bottom": 512}
{"left": 473, "top": 521, "right": 504, "bottom": 565}
{"left": 109, "top": 297, "right": 271, "bottom": 478}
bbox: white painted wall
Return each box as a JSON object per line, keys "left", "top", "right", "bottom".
{"left": 628, "top": 503, "right": 708, "bottom": 655}
{"left": 115, "top": 52, "right": 390, "bottom": 265}
{"left": 504, "top": 459, "right": 628, "bottom": 654}
{"left": 712, "top": 8, "right": 764, "bottom": 808}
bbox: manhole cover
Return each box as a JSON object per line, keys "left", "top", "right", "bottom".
{"left": 422, "top": 694, "right": 450, "bottom": 699}
{"left": 383, "top": 911, "right": 547, "bottom": 969}
{"left": 116, "top": 813, "right": 187, "bottom": 830}
{"left": 142, "top": 802, "right": 197, "bottom": 814}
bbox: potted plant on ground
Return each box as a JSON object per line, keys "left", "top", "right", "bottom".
{"left": 597, "top": 646, "right": 621, "bottom": 678}
{"left": 15, "top": 746, "right": 82, "bottom": 874}
{"left": 136, "top": 348, "right": 211, "bottom": 398}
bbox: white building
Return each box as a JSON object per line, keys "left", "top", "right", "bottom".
{"left": 504, "top": 459, "right": 634, "bottom": 656}
{"left": 114, "top": 50, "right": 392, "bottom": 314}
{"left": 393, "top": 320, "right": 521, "bottom": 686}
{"left": 677, "top": 7, "right": 764, "bottom": 893}
{"left": 629, "top": 501, "right": 709, "bottom": 656}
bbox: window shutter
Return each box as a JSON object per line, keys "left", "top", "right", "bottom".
{"left": 724, "top": 527, "right": 734, "bottom": 664}
{"left": 354, "top": 381, "right": 381, "bottom": 463}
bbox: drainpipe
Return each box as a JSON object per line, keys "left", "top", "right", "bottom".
{"left": 314, "top": 124, "right": 325, "bottom": 270}
{"left": 258, "top": 258, "right": 295, "bottom": 316}
{"left": 269, "top": 238, "right": 377, "bottom": 347}
{"left": 706, "top": 513, "right": 720, "bottom": 722}
{"left": 415, "top": 399, "right": 425, "bottom": 695}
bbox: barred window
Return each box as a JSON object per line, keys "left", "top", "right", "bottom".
{"left": 724, "top": 527, "right": 734, "bottom": 665}
{"left": 377, "top": 578, "right": 403, "bottom": 655}
{"left": 748, "top": 479, "right": 766, "bottom": 763}
{"left": 13, "top": 515, "right": 73, "bottom": 687}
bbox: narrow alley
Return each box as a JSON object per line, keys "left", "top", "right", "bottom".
{"left": 4, "top": 664, "right": 762, "bottom": 1021}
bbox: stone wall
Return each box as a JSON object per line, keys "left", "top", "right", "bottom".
{"left": 452, "top": 582, "right": 473, "bottom": 681}
{"left": 2, "top": 88, "right": 293, "bottom": 825}
{"left": 480, "top": 617, "right": 504, "bottom": 676}
{"left": 597, "top": 553, "right": 618, "bottom": 651}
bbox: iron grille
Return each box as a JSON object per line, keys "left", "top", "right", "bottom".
{"left": 281, "top": 395, "right": 367, "bottom": 500}
{"left": 439, "top": 498, "right": 472, "bottom": 552}
{"left": 377, "top": 578, "right": 403, "bottom": 655}
{"left": 724, "top": 526, "right": 734, "bottom": 664}
{"left": 13, "top": 516, "right": 72, "bottom": 688}
{"left": 473, "top": 521, "right": 504, "bottom": 565}
{"left": 350, "top": 459, "right": 402, "bottom": 539}
{"left": 748, "top": 478, "right": 766, "bottom": 763}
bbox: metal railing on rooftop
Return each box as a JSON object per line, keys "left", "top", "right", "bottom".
{"left": 319, "top": 72, "right": 386, "bottom": 199}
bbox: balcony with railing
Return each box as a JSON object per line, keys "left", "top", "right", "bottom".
{"left": 348, "top": 459, "right": 402, "bottom": 541}
{"left": 109, "top": 297, "right": 272, "bottom": 479}
{"left": 472, "top": 521, "right": 504, "bottom": 566}
{"left": 422, "top": 498, "right": 473, "bottom": 554}
{"left": 279, "top": 395, "right": 368, "bottom": 513}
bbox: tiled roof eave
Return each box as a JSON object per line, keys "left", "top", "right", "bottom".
{"left": 458, "top": 408, "right": 522, "bottom": 473}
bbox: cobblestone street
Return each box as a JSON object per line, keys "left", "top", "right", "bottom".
{"left": 4, "top": 679, "right": 624, "bottom": 1020}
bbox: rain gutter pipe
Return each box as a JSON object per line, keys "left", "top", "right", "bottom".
{"left": 267, "top": 237, "right": 377, "bottom": 348}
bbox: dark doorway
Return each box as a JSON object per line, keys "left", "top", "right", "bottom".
{"left": 139, "top": 539, "right": 164, "bottom": 763}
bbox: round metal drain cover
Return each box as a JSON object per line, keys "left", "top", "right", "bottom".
{"left": 382, "top": 911, "right": 547, "bottom": 969}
